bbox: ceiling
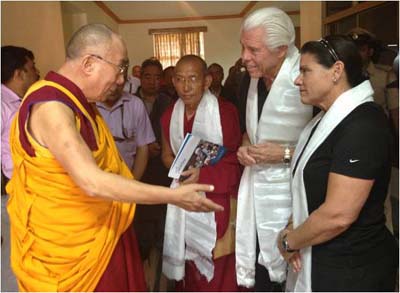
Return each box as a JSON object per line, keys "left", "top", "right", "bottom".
{"left": 94, "top": 1, "right": 300, "bottom": 24}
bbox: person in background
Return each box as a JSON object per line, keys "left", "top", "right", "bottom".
{"left": 97, "top": 74, "right": 155, "bottom": 181}
{"left": 5, "top": 23, "right": 222, "bottom": 292}
{"left": 132, "top": 64, "right": 141, "bottom": 78}
{"left": 347, "top": 27, "right": 398, "bottom": 132}
{"left": 281, "top": 35, "right": 398, "bottom": 292}
{"left": 123, "top": 64, "right": 141, "bottom": 94}
{"left": 387, "top": 54, "right": 399, "bottom": 241}
{"left": 235, "top": 7, "right": 313, "bottom": 291}
{"left": 136, "top": 58, "right": 172, "bottom": 156}
{"left": 134, "top": 58, "right": 173, "bottom": 289}
{"left": 348, "top": 27, "right": 399, "bottom": 240}
{"left": 1, "top": 45, "right": 40, "bottom": 292}
{"left": 161, "top": 55, "right": 242, "bottom": 291}
{"left": 160, "top": 65, "right": 178, "bottom": 101}
{"left": 1, "top": 46, "right": 40, "bottom": 184}
{"left": 207, "top": 63, "right": 228, "bottom": 100}
{"left": 223, "top": 58, "right": 247, "bottom": 109}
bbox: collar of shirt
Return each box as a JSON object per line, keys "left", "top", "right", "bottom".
{"left": 97, "top": 92, "right": 132, "bottom": 112}
{"left": 128, "top": 75, "right": 140, "bottom": 83}
{"left": 1, "top": 84, "right": 22, "bottom": 105}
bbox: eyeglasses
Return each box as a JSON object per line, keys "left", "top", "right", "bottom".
{"left": 174, "top": 75, "right": 202, "bottom": 85}
{"left": 318, "top": 39, "right": 340, "bottom": 62}
{"left": 90, "top": 54, "right": 129, "bottom": 75}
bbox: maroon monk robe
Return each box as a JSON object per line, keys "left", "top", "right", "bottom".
{"left": 161, "top": 99, "right": 244, "bottom": 291}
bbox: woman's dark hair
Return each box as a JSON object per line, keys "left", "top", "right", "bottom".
{"left": 300, "top": 35, "right": 365, "bottom": 87}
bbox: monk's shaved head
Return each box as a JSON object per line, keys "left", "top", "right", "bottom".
{"left": 175, "top": 55, "right": 208, "bottom": 76}
{"left": 66, "top": 23, "right": 120, "bottom": 59}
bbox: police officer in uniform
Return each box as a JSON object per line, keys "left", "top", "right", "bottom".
{"left": 348, "top": 27, "right": 398, "bottom": 240}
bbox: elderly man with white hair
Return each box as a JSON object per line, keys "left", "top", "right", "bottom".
{"left": 235, "top": 7, "right": 313, "bottom": 291}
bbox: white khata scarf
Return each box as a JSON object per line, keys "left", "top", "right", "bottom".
{"left": 162, "top": 90, "right": 222, "bottom": 282}
{"left": 236, "top": 50, "right": 313, "bottom": 288}
{"left": 286, "top": 80, "right": 374, "bottom": 292}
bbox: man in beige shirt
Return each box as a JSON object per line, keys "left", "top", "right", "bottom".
{"left": 348, "top": 28, "right": 398, "bottom": 124}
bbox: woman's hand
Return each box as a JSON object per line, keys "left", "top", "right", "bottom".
{"left": 288, "top": 252, "right": 302, "bottom": 273}
{"left": 278, "top": 228, "right": 302, "bottom": 273}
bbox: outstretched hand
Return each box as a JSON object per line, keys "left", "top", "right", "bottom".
{"left": 175, "top": 183, "right": 224, "bottom": 212}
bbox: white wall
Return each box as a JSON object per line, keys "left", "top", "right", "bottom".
{"left": 253, "top": 2, "right": 300, "bottom": 26}
{"left": 118, "top": 3, "right": 300, "bottom": 77}
{"left": 1, "top": 1, "right": 66, "bottom": 75}
{"left": 1, "top": 1, "right": 300, "bottom": 80}
{"left": 61, "top": 1, "right": 118, "bottom": 44}
{"left": 119, "top": 18, "right": 243, "bottom": 78}
{"left": 300, "top": 2, "right": 322, "bottom": 44}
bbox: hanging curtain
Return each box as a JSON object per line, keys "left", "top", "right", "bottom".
{"left": 153, "top": 31, "right": 203, "bottom": 68}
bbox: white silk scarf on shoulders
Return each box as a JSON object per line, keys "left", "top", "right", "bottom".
{"left": 162, "top": 90, "right": 222, "bottom": 282}
{"left": 236, "top": 50, "right": 313, "bottom": 287}
{"left": 286, "top": 80, "right": 374, "bottom": 292}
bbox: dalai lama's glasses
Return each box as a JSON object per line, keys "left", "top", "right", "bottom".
{"left": 90, "top": 54, "right": 129, "bottom": 75}
{"left": 318, "top": 39, "right": 340, "bottom": 62}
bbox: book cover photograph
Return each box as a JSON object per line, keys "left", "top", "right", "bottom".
{"left": 168, "top": 133, "right": 226, "bottom": 180}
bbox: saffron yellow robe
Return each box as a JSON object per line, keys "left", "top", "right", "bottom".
{"left": 6, "top": 80, "right": 136, "bottom": 291}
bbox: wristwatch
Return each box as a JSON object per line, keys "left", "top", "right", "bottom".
{"left": 282, "top": 233, "right": 296, "bottom": 253}
{"left": 283, "top": 146, "right": 291, "bottom": 164}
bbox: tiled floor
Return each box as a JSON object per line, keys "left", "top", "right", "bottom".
{"left": 1, "top": 195, "right": 18, "bottom": 292}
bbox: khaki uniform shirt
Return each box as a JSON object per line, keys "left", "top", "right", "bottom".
{"left": 367, "top": 62, "right": 398, "bottom": 112}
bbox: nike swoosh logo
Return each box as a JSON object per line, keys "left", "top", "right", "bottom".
{"left": 349, "top": 159, "right": 360, "bottom": 163}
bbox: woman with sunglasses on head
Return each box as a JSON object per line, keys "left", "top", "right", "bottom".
{"left": 278, "top": 35, "right": 398, "bottom": 292}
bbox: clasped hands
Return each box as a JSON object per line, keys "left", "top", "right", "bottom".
{"left": 237, "top": 141, "right": 284, "bottom": 166}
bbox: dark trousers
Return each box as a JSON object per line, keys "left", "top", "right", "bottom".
{"left": 312, "top": 248, "right": 398, "bottom": 291}
{"left": 255, "top": 240, "right": 284, "bottom": 292}
{"left": 1, "top": 171, "right": 9, "bottom": 195}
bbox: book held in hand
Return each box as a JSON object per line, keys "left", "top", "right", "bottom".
{"left": 168, "top": 133, "right": 226, "bottom": 180}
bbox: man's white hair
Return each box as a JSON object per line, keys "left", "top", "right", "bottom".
{"left": 241, "top": 7, "right": 296, "bottom": 52}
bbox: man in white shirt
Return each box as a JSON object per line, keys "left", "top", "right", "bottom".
{"left": 123, "top": 64, "right": 141, "bottom": 94}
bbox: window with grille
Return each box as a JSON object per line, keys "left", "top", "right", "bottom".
{"left": 150, "top": 27, "right": 206, "bottom": 68}
{"left": 323, "top": 2, "right": 398, "bottom": 66}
